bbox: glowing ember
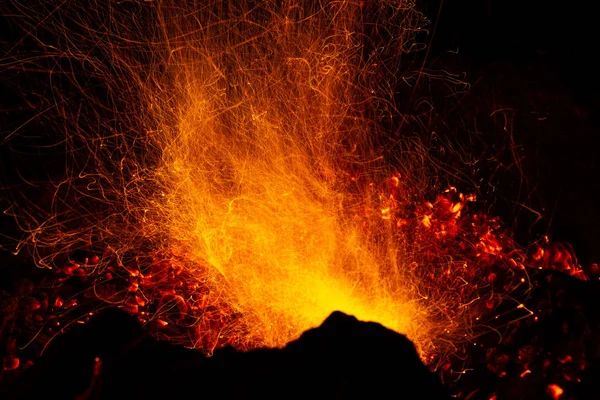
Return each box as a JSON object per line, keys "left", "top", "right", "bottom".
{"left": 547, "top": 383, "right": 564, "bottom": 400}
{"left": 2, "top": 0, "right": 588, "bottom": 369}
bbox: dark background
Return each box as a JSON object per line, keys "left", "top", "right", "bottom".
{"left": 1, "top": 0, "right": 598, "bottom": 264}
{"left": 420, "top": 0, "right": 599, "bottom": 265}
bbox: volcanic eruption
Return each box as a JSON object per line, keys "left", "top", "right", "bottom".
{"left": 1, "top": 1, "right": 597, "bottom": 399}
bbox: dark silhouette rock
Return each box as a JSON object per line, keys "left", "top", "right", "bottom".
{"left": 2, "top": 310, "right": 449, "bottom": 399}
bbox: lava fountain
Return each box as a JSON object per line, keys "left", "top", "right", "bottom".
{"left": 3, "top": 0, "right": 581, "bottom": 365}
{"left": 149, "top": 0, "right": 428, "bottom": 350}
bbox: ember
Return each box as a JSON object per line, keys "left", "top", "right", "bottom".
{"left": 548, "top": 384, "right": 564, "bottom": 400}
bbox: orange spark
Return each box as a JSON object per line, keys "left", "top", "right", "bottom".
{"left": 547, "top": 384, "right": 564, "bottom": 399}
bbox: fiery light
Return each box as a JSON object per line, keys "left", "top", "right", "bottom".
{"left": 1, "top": 0, "right": 587, "bottom": 368}
{"left": 547, "top": 383, "right": 564, "bottom": 400}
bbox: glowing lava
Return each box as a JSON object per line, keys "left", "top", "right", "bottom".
{"left": 4, "top": 0, "right": 587, "bottom": 365}
{"left": 148, "top": 0, "right": 429, "bottom": 349}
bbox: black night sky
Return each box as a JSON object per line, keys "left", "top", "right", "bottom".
{"left": 421, "top": 0, "right": 600, "bottom": 265}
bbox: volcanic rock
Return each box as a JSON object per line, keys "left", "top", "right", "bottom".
{"left": 2, "top": 310, "right": 449, "bottom": 399}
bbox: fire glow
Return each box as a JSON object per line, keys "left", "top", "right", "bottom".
{"left": 3, "top": 0, "right": 586, "bottom": 366}
{"left": 100, "top": 0, "right": 431, "bottom": 352}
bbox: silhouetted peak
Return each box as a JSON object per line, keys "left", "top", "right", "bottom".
{"left": 4, "top": 309, "right": 450, "bottom": 399}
